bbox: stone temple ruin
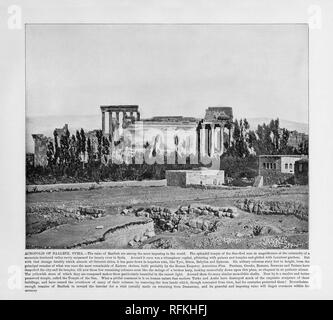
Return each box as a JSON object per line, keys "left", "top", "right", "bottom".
{"left": 99, "top": 105, "right": 233, "bottom": 161}
{"left": 32, "top": 105, "right": 234, "bottom": 171}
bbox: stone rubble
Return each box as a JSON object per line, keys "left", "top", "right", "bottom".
{"left": 236, "top": 199, "right": 308, "bottom": 221}
{"left": 78, "top": 206, "right": 106, "bottom": 218}
{"left": 122, "top": 203, "right": 240, "bottom": 247}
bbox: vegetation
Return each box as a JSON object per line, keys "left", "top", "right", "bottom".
{"left": 220, "top": 118, "right": 308, "bottom": 183}
{"left": 27, "top": 118, "right": 308, "bottom": 184}
{"left": 226, "top": 118, "right": 308, "bottom": 157}
{"left": 27, "top": 128, "right": 204, "bottom": 184}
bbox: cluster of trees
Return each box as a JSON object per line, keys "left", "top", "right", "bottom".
{"left": 27, "top": 118, "right": 308, "bottom": 184}
{"left": 226, "top": 118, "right": 308, "bottom": 158}
{"left": 44, "top": 128, "right": 111, "bottom": 178}
{"left": 27, "top": 127, "right": 203, "bottom": 184}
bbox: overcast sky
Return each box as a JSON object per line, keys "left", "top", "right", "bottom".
{"left": 26, "top": 24, "right": 308, "bottom": 123}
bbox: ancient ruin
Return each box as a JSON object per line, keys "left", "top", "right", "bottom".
{"left": 32, "top": 105, "right": 234, "bottom": 166}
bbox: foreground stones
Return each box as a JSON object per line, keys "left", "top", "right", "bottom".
{"left": 236, "top": 199, "right": 308, "bottom": 221}
{"left": 128, "top": 230, "right": 156, "bottom": 247}
{"left": 121, "top": 204, "right": 240, "bottom": 244}
{"left": 78, "top": 206, "right": 106, "bottom": 218}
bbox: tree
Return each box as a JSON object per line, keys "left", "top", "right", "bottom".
{"left": 174, "top": 135, "right": 179, "bottom": 164}
{"left": 87, "top": 137, "right": 93, "bottom": 164}
{"left": 96, "top": 130, "right": 103, "bottom": 162}
{"left": 279, "top": 128, "right": 290, "bottom": 154}
{"left": 59, "top": 128, "right": 71, "bottom": 175}
{"left": 46, "top": 141, "right": 55, "bottom": 168}
{"left": 53, "top": 130, "right": 60, "bottom": 165}
{"left": 227, "top": 119, "right": 250, "bottom": 157}
{"left": 102, "top": 136, "right": 110, "bottom": 164}
{"left": 80, "top": 128, "right": 86, "bottom": 167}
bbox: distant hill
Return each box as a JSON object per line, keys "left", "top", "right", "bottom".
{"left": 246, "top": 117, "right": 308, "bottom": 134}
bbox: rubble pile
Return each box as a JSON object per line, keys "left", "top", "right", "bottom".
{"left": 128, "top": 230, "right": 156, "bottom": 247}
{"left": 236, "top": 199, "right": 308, "bottom": 221}
{"left": 77, "top": 206, "right": 106, "bottom": 219}
{"left": 120, "top": 204, "right": 239, "bottom": 236}
{"left": 122, "top": 206, "right": 182, "bottom": 232}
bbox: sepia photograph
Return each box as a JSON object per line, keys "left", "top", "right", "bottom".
{"left": 25, "top": 24, "right": 309, "bottom": 250}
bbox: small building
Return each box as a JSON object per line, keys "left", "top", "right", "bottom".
{"left": 258, "top": 155, "right": 307, "bottom": 185}
{"left": 166, "top": 169, "right": 225, "bottom": 188}
{"left": 294, "top": 158, "right": 308, "bottom": 185}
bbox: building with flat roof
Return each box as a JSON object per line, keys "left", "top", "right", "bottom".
{"left": 258, "top": 154, "right": 308, "bottom": 185}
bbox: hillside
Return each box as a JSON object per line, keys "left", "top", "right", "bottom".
{"left": 246, "top": 117, "right": 308, "bottom": 134}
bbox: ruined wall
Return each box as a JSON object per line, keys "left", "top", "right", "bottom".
{"left": 288, "top": 131, "right": 308, "bottom": 149}
{"left": 187, "top": 170, "right": 225, "bottom": 186}
{"left": 166, "top": 170, "right": 225, "bottom": 187}
{"left": 114, "top": 121, "right": 198, "bottom": 161}
{"left": 32, "top": 134, "right": 51, "bottom": 167}
{"left": 204, "top": 106, "right": 233, "bottom": 121}
{"left": 165, "top": 171, "right": 187, "bottom": 187}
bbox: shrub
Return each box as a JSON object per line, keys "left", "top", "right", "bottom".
{"left": 220, "top": 155, "right": 258, "bottom": 179}
{"left": 253, "top": 225, "right": 263, "bottom": 236}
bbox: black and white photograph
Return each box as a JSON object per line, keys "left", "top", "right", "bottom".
{"left": 25, "top": 24, "right": 309, "bottom": 250}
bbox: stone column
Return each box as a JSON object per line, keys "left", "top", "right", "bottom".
{"left": 200, "top": 125, "right": 205, "bottom": 156}
{"left": 211, "top": 124, "right": 216, "bottom": 155}
{"left": 115, "top": 112, "right": 120, "bottom": 140}
{"left": 229, "top": 126, "right": 232, "bottom": 147}
{"left": 108, "top": 111, "right": 113, "bottom": 137}
{"left": 216, "top": 126, "right": 221, "bottom": 152}
{"left": 195, "top": 126, "right": 200, "bottom": 162}
{"left": 102, "top": 111, "right": 105, "bottom": 134}
{"left": 206, "top": 125, "right": 210, "bottom": 156}
{"left": 220, "top": 124, "right": 224, "bottom": 154}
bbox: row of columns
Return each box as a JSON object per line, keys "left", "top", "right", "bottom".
{"left": 198, "top": 123, "right": 225, "bottom": 157}
{"left": 102, "top": 110, "right": 140, "bottom": 136}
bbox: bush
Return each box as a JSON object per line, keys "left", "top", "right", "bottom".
{"left": 220, "top": 155, "right": 258, "bottom": 179}
{"left": 253, "top": 225, "right": 263, "bottom": 236}
{"left": 26, "top": 160, "right": 204, "bottom": 185}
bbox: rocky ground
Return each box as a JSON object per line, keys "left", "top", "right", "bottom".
{"left": 26, "top": 185, "right": 308, "bottom": 249}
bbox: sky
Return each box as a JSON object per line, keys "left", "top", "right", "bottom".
{"left": 26, "top": 24, "right": 308, "bottom": 123}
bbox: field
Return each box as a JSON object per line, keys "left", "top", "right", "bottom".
{"left": 26, "top": 184, "right": 308, "bottom": 249}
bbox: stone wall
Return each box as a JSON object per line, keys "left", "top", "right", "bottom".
{"left": 261, "top": 170, "right": 294, "bottom": 186}
{"left": 166, "top": 170, "right": 225, "bottom": 187}
{"left": 236, "top": 198, "right": 308, "bottom": 221}
{"left": 165, "top": 171, "right": 187, "bottom": 187}
{"left": 32, "top": 134, "right": 51, "bottom": 167}
{"left": 187, "top": 170, "right": 225, "bottom": 186}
